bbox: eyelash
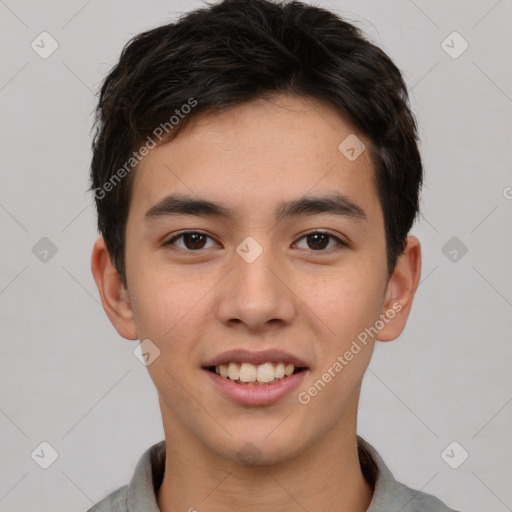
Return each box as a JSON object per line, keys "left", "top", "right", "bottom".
{"left": 164, "top": 230, "right": 347, "bottom": 254}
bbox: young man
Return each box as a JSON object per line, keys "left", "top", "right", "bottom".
{"left": 89, "top": 0, "right": 459, "bottom": 510}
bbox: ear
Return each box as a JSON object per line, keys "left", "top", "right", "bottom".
{"left": 90, "top": 236, "right": 138, "bottom": 340}
{"left": 376, "top": 235, "right": 422, "bottom": 342}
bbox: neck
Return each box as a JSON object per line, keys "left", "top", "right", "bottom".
{"left": 156, "top": 409, "right": 373, "bottom": 512}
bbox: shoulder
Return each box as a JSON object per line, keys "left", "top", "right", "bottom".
{"left": 394, "top": 480, "right": 461, "bottom": 512}
{"left": 357, "top": 436, "right": 461, "bottom": 512}
{"left": 85, "top": 440, "right": 165, "bottom": 512}
{"left": 86, "top": 485, "right": 128, "bottom": 512}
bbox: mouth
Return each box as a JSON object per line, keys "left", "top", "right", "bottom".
{"left": 201, "top": 349, "right": 310, "bottom": 405}
{"left": 204, "top": 362, "right": 308, "bottom": 385}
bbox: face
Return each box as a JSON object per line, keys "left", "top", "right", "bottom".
{"left": 94, "top": 94, "right": 417, "bottom": 465}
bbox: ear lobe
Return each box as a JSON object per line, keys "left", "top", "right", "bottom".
{"left": 376, "top": 235, "right": 422, "bottom": 342}
{"left": 90, "top": 236, "right": 138, "bottom": 340}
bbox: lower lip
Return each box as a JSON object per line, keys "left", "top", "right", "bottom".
{"left": 203, "top": 368, "right": 309, "bottom": 406}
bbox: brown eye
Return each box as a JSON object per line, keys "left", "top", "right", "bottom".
{"left": 307, "top": 233, "right": 329, "bottom": 250}
{"left": 182, "top": 233, "right": 207, "bottom": 250}
{"left": 166, "top": 231, "right": 217, "bottom": 251}
{"left": 295, "top": 231, "right": 345, "bottom": 252}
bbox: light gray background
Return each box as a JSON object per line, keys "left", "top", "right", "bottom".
{"left": 1, "top": 0, "right": 511, "bottom": 510}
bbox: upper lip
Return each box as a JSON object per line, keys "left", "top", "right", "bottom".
{"left": 203, "top": 349, "right": 309, "bottom": 368}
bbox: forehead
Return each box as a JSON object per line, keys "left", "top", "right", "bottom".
{"left": 128, "top": 94, "right": 382, "bottom": 225}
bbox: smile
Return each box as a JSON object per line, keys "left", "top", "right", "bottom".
{"left": 208, "top": 361, "right": 304, "bottom": 385}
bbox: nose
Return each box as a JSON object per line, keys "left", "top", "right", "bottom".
{"left": 215, "top": 243, "right": 296, "bottom": 333}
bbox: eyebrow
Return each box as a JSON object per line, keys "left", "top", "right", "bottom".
{"left": 144, "top": 192, "right": 367, "bottom": 223}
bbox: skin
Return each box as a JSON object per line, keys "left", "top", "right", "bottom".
{"left": 91, "top": 94, "right": 421, "bottom": 512}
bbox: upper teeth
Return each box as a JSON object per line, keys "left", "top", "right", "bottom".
{"left": 215, "top": 362, "right": 295, "bottom": 383}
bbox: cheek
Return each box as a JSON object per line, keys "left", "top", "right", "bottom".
{"left": 298, "top": 267, "right": 386, "bottom": 345}
{"left": 294, "top": 270, "right": 384, "bottom": 416}
{"left": 127, "top": 257, "right": 210, "bottom": 346}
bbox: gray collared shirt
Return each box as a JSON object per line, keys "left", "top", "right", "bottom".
{"left": 87, "top": 436, "right": 460, "bottom": 511}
